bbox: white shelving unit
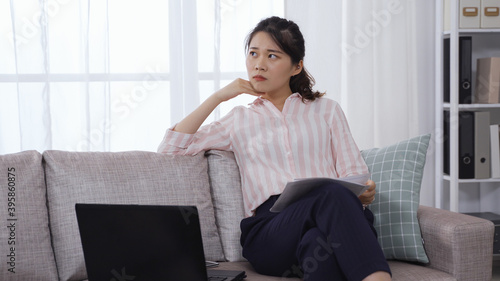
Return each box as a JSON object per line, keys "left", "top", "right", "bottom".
{"left": 435, "top": 0, "right": 500, "bottom": 212}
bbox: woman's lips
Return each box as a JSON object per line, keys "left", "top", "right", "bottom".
{"left": 253, "top": 75, "right": 267, "bottom": 82}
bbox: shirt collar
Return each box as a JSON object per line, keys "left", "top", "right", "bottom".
{"left": 248, "top": 93, "right": 301, "bottom": 106}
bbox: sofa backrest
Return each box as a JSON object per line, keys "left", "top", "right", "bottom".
{"left": 0, "top": 151, "right": 58, "bottom": 281}
{"left": 43, "top": 150, "right": 224, "bottom": 281}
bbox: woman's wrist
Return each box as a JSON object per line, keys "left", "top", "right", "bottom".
{"left": 211, "top": 91, "right": 227, "bottom": 104}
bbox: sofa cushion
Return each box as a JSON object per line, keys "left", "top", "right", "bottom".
{"left": 216, "top": 261, "right": 455, "bottom": 281}
{"left": 361, "top": 134, "right": 431, "bottom": 263}
{"left": 206, "top": 150, "right": 245, "bottom": 262}
{"left": 0, "top": 150, "right": 59, "bottom": 281}
{"left": 43, "top": 150, "right": 224, "bottom": 281}
{"left": 217, "top": 262, "right": 301, "bottom": 280}
{"left": 387, "top": 260, "right": 455, "bottom": 281}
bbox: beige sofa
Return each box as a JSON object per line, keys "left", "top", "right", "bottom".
{"left": 0, "top": 149, "right": 494, "bottom": 281}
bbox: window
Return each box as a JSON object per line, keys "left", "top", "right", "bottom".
{"left": 0, "top": 0, "right": 284, "bottom": 153}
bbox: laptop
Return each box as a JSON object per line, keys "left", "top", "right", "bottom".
{"left": 75, "top": 203, "right": 246, "bottom": 281}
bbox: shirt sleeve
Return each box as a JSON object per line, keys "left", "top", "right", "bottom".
{"left": 157, "top": 108, "right": 236, "bottom": 155}
{"left": 329, "top": 102, "right": 369, "bottom": 178}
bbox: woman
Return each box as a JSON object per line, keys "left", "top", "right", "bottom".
{"left": 158, "top": 16, "right": 391, "bottom": 281}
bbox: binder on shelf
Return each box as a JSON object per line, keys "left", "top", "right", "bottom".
{"left": 443, "top": 111, "right": 491, "bottom": 179}
{"left": 460, "top": 0, "right": 481, "bottom": 28}
{"left": 443, "top": 111, "right": 474, "bottom": 178}
{"left": 444, "top": 38, "right": 451, "bottom": 102}
{"left": 474, "top": 111, "right": 491, "bottom": 179}
{"left": 458, "top": 111, "right": 475, "bottom": 179}
{"left": 491, "top": 124, "right": 500, "bottom": 178}
{"left": 481, "top": 0, "right": 500, "bottom": 28}
{"left": 443, "top": 37, "right": 473, "bottom": 104}
{"left": 460, "top": 37, "right": 473, "bottom": 104}
{"left": 475, "top": 57, "right": 500, "bottom": 103}
{"left": 443, "top": 111, "right": 449, "bottom": 176}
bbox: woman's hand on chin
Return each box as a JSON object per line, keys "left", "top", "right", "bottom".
{"left": 214, "top": 78, "right": 263, "bottom": 102}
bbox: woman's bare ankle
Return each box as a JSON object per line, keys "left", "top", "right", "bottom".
{"left": 362, "top": 271, "right": 391, "bottom": 281}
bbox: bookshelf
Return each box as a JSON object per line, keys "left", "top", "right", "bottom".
{"left": 435, "top": 0, "right": 500, "bottom": 213}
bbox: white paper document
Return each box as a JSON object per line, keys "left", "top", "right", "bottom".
{"left": 269, "top": 174, "right": 371, "bottom": 213}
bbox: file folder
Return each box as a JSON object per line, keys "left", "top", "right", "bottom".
{"left": 443, "top": 111, "right": 475, "bottom": 179}
{"left": 443, "top": 37, "right": 473, "bottom": 104}
{"left": 490, "top": 125, "right": 500, "bottom": 178}
{"left": 444, "top": 38, "right": 450, "bottom": 102}
{"left": 459, "top": 37, "right": 473, "bottom": 104}
{"left": 443, "top": 111, "right": 450, "bottom": 175}
{"left": 474, "top": 111, "right": 491, "bottom": 179}
{"left": 459, "top": 111, "right": 475, "bottom": 178}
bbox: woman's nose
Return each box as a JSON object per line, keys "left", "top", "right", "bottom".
{"left": 255, "top": 60, "right": 266, "bottom": 71}
{"left": 255, "top": 63, "right": 265, "bottom": 70}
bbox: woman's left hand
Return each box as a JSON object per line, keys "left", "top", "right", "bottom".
{"left": 359, "top": 180, "right": 376, "bottom": 206}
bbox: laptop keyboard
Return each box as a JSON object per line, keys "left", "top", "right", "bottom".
{"left": 208, "top": 277, "right": 228, "bottom": 281}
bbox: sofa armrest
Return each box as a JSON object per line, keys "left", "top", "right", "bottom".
{"left": 417, "top": 205, "right": 494, "bottom": 281}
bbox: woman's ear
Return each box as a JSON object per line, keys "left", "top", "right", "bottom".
{"left": 292, "top": 60, "right": 304, "bottom": 76}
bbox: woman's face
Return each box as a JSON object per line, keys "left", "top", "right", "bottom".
{"left": 246, "top": 31, "right": 301, "bottom": 96}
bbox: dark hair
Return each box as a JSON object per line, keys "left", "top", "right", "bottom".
{"left": 245, "top": 16, "right": 324, "bottom": 102}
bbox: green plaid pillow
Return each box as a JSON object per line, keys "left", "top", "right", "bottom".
{"left": 361, "top": 134, "right": 430, "bottom": 263}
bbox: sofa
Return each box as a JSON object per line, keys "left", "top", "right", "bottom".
{"left": 0, "top": 148, "right": 494, "bottom": 281}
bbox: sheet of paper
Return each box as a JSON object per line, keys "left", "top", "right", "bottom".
{"left": 269, "top": 174, "right": 371, "bottom": 213}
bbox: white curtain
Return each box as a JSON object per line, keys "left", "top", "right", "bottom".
{"left": 0, "top": 0, "right": 284, "bottom": 154}
{"left": 286, "top": 0, "right": 436, "bottom": 206}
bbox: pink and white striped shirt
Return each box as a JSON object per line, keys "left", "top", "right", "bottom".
{"left": 158, "top": 93, "right": 369, "bottom": 217}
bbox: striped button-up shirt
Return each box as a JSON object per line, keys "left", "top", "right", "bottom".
{"left": 158, "top": 93, "right": 369, "bottom": 217}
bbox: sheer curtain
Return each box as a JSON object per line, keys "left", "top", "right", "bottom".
{"left": 286, "top": 0, "right": 436, "bottom": 206}
{"left": 0, "top": 0, "right": 284, "bottom": 154}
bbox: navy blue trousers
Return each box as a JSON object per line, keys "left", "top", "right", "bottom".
{"left": 240, "top": 183, "right": 391, "bottom": 281}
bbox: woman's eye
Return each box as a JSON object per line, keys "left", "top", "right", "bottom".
{"left": 269, "top": 54, "right": 277, "bottom": 59}
{"left": 249, "top": 51, "right": 257, "bottom": 57}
